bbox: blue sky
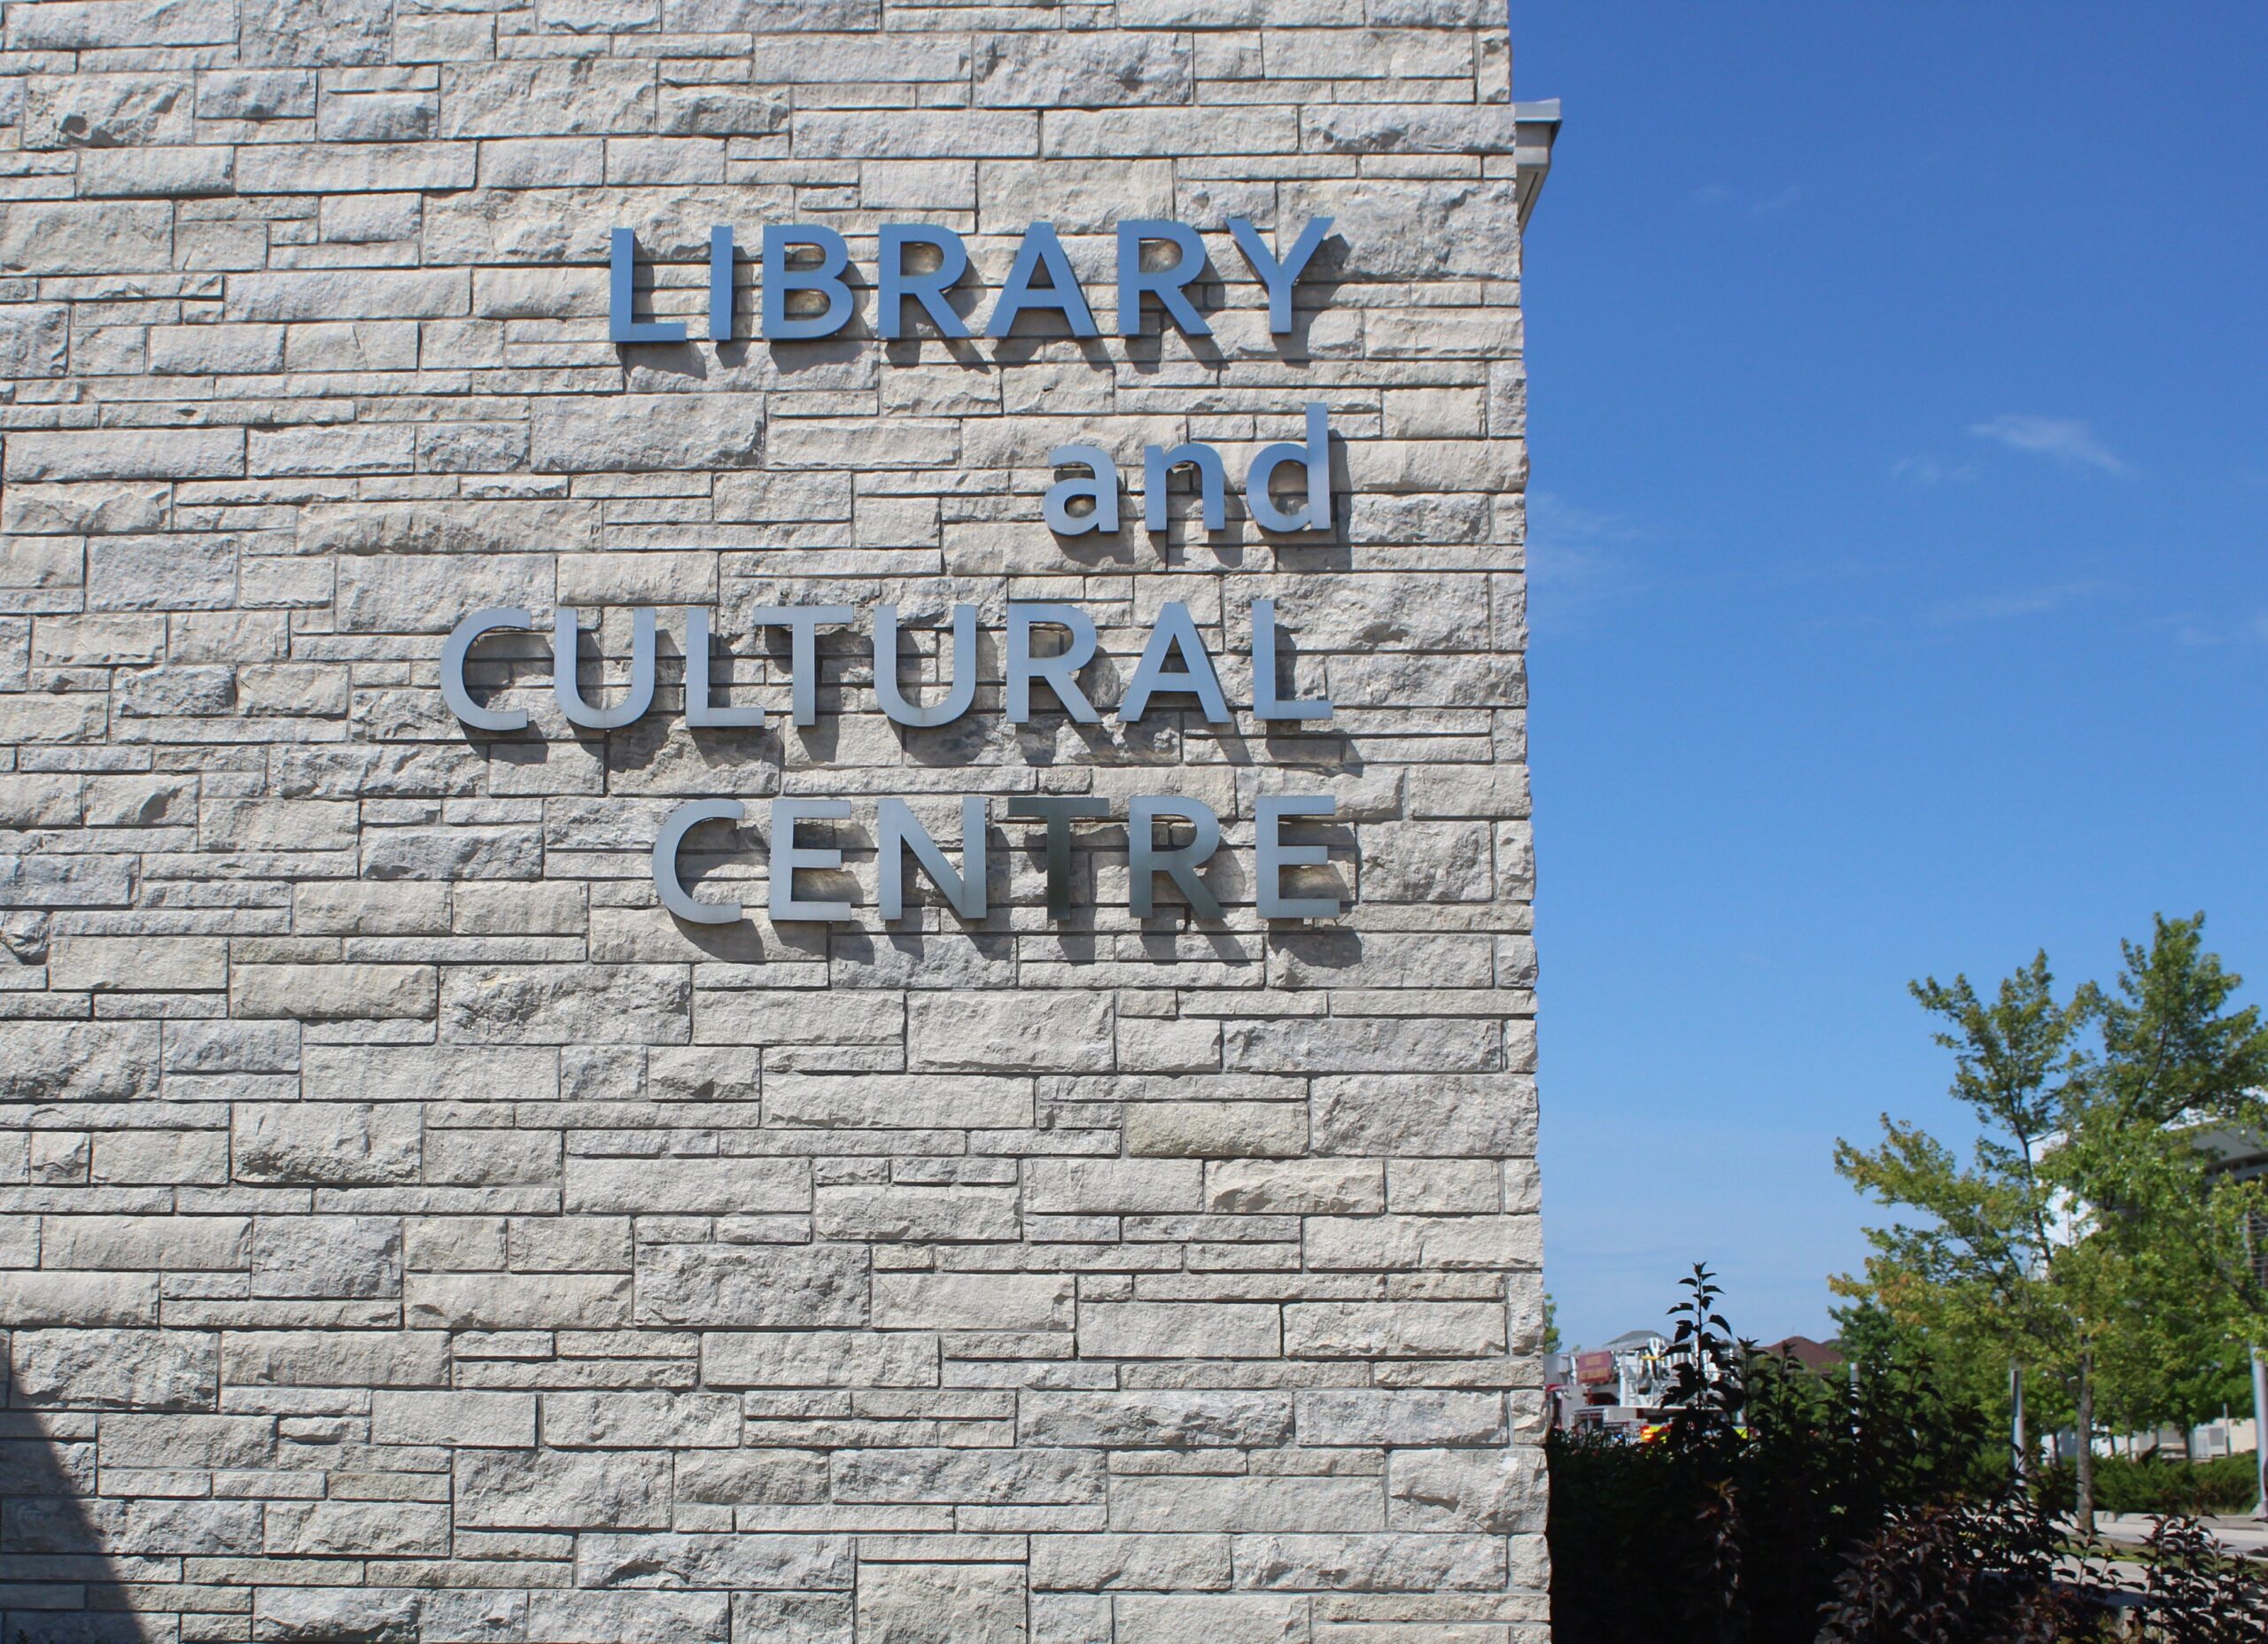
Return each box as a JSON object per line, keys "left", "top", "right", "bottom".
{"left": 1511, "top": 3, "right": 2268, "bottom": 1349}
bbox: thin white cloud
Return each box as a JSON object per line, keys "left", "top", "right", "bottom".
{"left": 1929, "top": 580, "right": 2107, "bottom": 624}
{"left": 1689, "top": 182, "right": 1802, "bottom": 216}
{"left": 1891, "top": 455, "right": 1975, "bottom": 487}
{"left": 1526, "top": 491, "right": 1653, "bottom": 631}
{"left": 2155, "top": 610, "right": 2268, "bottom": 648}
{"left": 1969, "top": 415, "right": 2130, "bottom": 477}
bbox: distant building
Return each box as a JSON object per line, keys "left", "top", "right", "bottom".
{"left": 1556, "top": 1330, "right": 1685, "bottom": 1434}
{"left": 1549, "top": 1329, "right": 1848, "bottom": 1435}
{"left": 1760, "top": 1335, "right": 1846, "bottom": 1376}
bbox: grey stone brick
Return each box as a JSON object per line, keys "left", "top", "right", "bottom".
{"left": 0, "top": 1270, "right": 159, "bottom": 1329}
{"left": 6, "top": 429, "right": 245, "bottom": 484}
{"left": 232, "top": 1103, "right": 422, "bottom": 1185}
{"left": 1029, "top": 1531, "right": 1234, "bottom": 1592}
{"left": 636, "top": 1242, "right": 867, "bottom": 1328}
{"left": 0, "top": 201, "right": 173, "bottom": 274}
{"left": 0, "top": 1021, "right": 160, "bottom": 1101}
{"left": 11, "top": 1328, "right": 217, "bottom": 1410}
{"left": 701, "top": 1329, "right": 937, "bottom": 1389}
{"left": 856, "top": 1562, "right": 1027, "bottom": 1644}
{"left": 0, "top": 305, "right": 68, "bottom": 376}
{"left": 371, "top": 1390, "right": 537, "bottom": 1446}
{"left": 531, "top": 394, "right": 764, "bottom": 474}
{"left": 454, "top": 1446, "right": 672, "bottom": 1530}
{"left": 575, "top": 1531, "right": 850, "bottom": 1592}
{"left": 251, "top": 1214, "right": 402, "bottom": 1298}
{"left": 833, "top": 1446, "right": 1103, "bottom": 1507}
{"left": 1080, "top": 1302, "right": 1281, "bottom": 1361}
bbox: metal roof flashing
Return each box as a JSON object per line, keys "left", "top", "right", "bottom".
{"left": 1514, "top": 98, "right": 1562, "bottom": 230}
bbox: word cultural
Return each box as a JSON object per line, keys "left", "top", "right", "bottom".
{"left": 439, "top": 600, "right": 1342, "bottom": 929}
{"left": 609, "top": 216, "right": 1333, "bottom": 344}
{"left": 439, "top": 600, "right": 1329, "bottom": 734}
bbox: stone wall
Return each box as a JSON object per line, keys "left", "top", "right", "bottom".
{"left": 0, "top": 2, "right": 1546, "bottom": 1640}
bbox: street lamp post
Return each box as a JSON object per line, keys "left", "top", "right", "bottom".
{"left": 2011, "top": 1361, "right": 2027, "bottom": 1485}
{"left": 2253, "top": 1346, "right": 2267, "bottom": 1521}
{"left": 2250, "top": 1207, "right": 2268, "bottom": 1521}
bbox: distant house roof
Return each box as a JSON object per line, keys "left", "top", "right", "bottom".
{"left": 1761, "top": 1335, "right": 1845, "bottom": 1376}
{"left": 2197, "top": 1124, "right": 2267, "bottom": 1182}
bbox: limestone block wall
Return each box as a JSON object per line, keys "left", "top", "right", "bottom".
{"left": 0, "top": 1, "right": 1546, "bottom": 1640}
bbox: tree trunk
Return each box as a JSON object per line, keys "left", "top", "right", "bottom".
{"left": 2075, "top": 1353, "right": 2096, "bottom": 1539}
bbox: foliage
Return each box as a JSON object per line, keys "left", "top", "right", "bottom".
{"left": 1548, "top": 1268, "right": 2268, "bottom": 1642}
{"left": 1832, "top": 951, "right": 2089, "bottom": 1442}
{"left": 2062, "top": 915, "right": 2268, "bottom": 1438}
{"left": 2033, "top": 1453, "right": 2259, "bottom": 1517}
{"left": 1548, "top": 1266, "right": 1991, "bottom": 1644}
{"left": 2136, "top": 1514, "right": 2268, "bottom": 1644}
{"left": 1814, "top": 1485, "right": 2102, "bottom": 1644}
{"left": 1833, "top": 914, "right": 2268, "bottom": 1525}
{"left": 1817, "top": 1494, "right": 2268, "bottom": 1644}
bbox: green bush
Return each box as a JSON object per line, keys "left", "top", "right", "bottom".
{"left": 1548, "top": 1268, "right": 2268, "bottom": 1640}
{"left": 2034, "top": 1452, "right": 2258, "bottom": 1516}
{"left": 1818, "top": 1495, "right": 2268, "bottom": 1644}
{"left": 1549, "top": 1268, "right": 1995, "bottom": 1644}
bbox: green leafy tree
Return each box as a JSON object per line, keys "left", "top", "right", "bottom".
{"left": 2059, "top": 915, "right": 2268, "bottom": 1452}
{"left": 1833, "top": 951, "right": 2090, "bottom": 1501}
{"left": 1839, "top": 916, "right": 2268, "bottom": 1535}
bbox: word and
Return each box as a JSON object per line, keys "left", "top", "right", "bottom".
{"left": 1049, "top": 404, "right": 1331, "bottom": 538}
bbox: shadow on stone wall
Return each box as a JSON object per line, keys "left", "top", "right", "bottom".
{"left": 2, "top": 1335, "right": 154, "bottom": 1644}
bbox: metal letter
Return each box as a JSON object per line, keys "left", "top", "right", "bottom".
{"left": 1143, "top": 441, "right": 1226, "bottom": 534}
{"left": 879, "top": 796, "right": 988, "bottom": 921}
{"left": 1228, "top": 216, "right": 1333, "bottom": 335}
{"left": 986, "top": 222, "right": 1099, "bottom": 338}
{"left": 1251, "top": 597, "right": 1330, "bottom": 721}
{"left": 768, "top": 798, "right": 853, "bottom": 922}
{"left": 873, "top": 604, "right": 976, "bottom": 728}
{"left": 744, "top": 606, "right": 855, "bottom": 726}
{"left": 1257, "top": 795, "right": 1339, "bottom": 919}
{"left": 1006, "top": 603, "right": 1101, "bottom": 724}
{"left": 1128, "top": 796, "right": 1223, "bottom": 920}
{"left": 762, "top": 224, "right": 854, "bottom": 339}
{"left": 1116, "top": 219, "right": 1211, "bottom": 337}
{"left": 1118, "top": 601, "right": 1230, "bottom": 724}
{"left": 1245, "top": 401, "right": 1332, "bottom": 534}
{"left": 685, "top": 607, "right": 764, "bottom": 729}
{"left": 654, "top": 798, "right": 744, "bottom": 925}
{"left": 1044, "top": 444, "right": 1120, "bottom": 536}
{"left": 554, "top": 607, "right": 657, "bottom": 730}
{"left": 609, "top": 229, "right": 687, "bottom": 345}
{"left": 1005, "top": 797, "right": 1109, "bottom": 919}
{"left": 441, "top": 607, "right": 534, "bottom": 733}
{"left": 709, "top": 224, "right": 734, "bottom": 342}
{"left": 879, "top": 223, "right": 971, "bottom": 340}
